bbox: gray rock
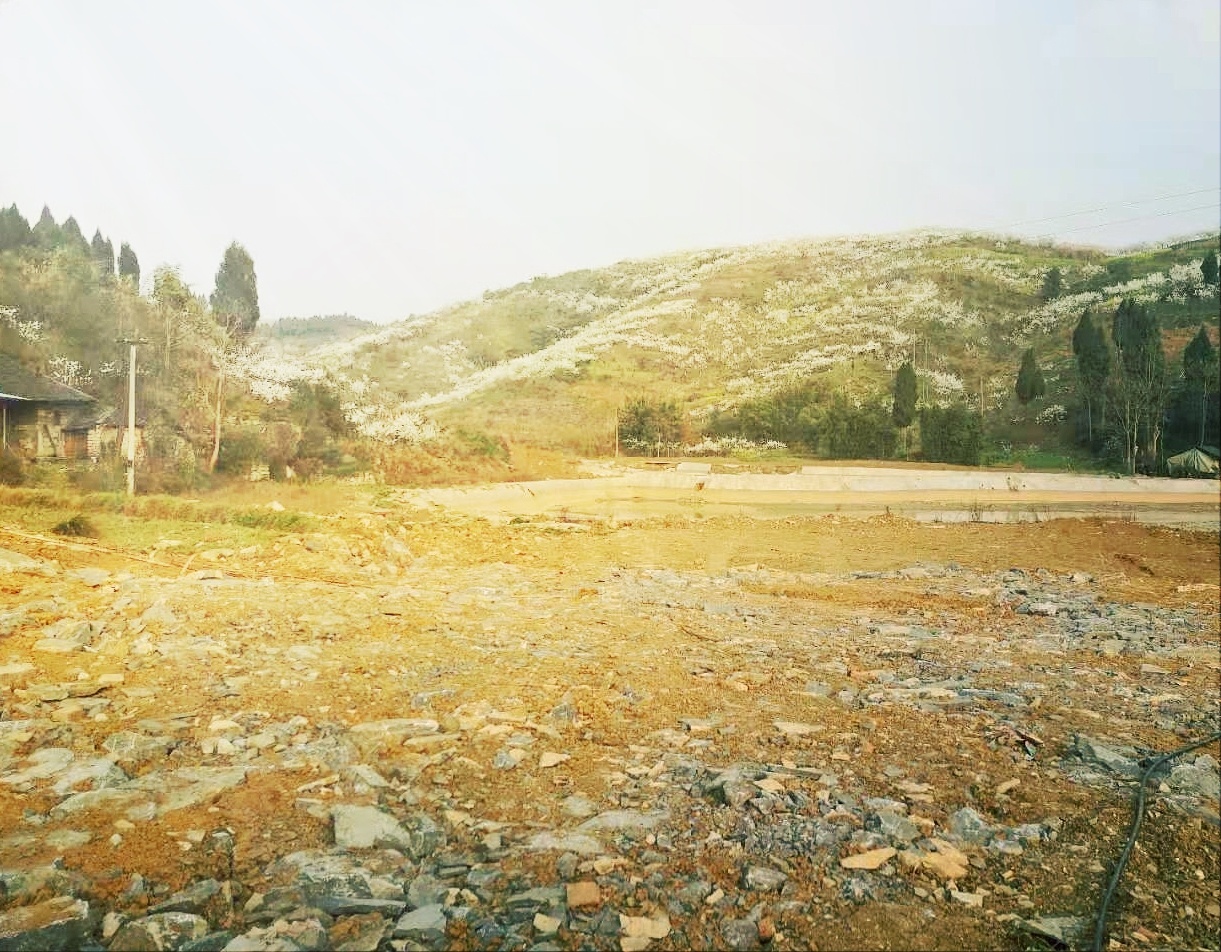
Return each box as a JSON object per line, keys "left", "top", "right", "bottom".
{"left": 1168, "top": 762, "right": 1221, "bottom": 800}
{"left": 179, "top": 932, "right": 235, "bottom": 951}
{"left": 719, "top": 918, "right": 760, "bottom": 951}
{"left": 149, "top": 879, "right": 222, "bottom": 916}
{"left": 314, "top": 896, "right": 406, "bottom": 917}
{"left": 406, "top": 874, "right": 448, "bottom": 909}
{"left": 560, "top": 795, "right": 597, "bottom": 819}
{"left": 1017, "top": 915, "right": 1087, "bottom": 947}
{"left": 153, "top": 767, "right": 248, "bottom": 814}
{"left": 0, "top": 897, "right": 92, "bottom": 951}
{"left": 109, "top": 912, "right": 209, "bottom": 951}
{"left": 1071, "top": 736, "right": 1141, "bottom": 778}
{"left": 392, "top": 904, "right": 446, "bottom": 943}
{"left": 576, "top": 809, "right": 669, "bottom": 834}
{"left": 67, "top": 568, "right": 111, "bottom": 587}
{"left": 331, "top": 805, "right": 443, "bottom": 859}
{"left": 873, "top": 810, "right": 918, "bottom": 843}
{"left": 949, "top": 807, "right": 992, "bottom": 844}
{"left": 140, "top": 601, "right": 180, "bottom": 626}
{"left": 102, "top": 732, "right": 172, "bottom": 768}
{"left": 742, "top": 866, "right": 787, "bottom": 891}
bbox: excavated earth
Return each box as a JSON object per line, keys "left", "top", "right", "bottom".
{"left": 0, "top": 496, "right": 1219, "bottom": 951}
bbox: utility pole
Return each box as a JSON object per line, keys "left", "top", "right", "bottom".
{"left": 117, "top": 338, "right": 148, "bottom": 496}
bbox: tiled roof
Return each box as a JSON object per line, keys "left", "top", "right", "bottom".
{"left": 0, "top": 353, "right": 95, "bottom": 403}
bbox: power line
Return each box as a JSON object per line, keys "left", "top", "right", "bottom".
{"left": 1030, "top": 201, "right": 1221, "bottom": 240}
{"left": 997, "top": 186, "right": 1219, "bottom": 231}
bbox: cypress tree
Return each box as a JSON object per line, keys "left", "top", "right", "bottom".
{"left": 1015, "top": 348, "right": 1046, "bottom": 405}
{"left": 118, "top": 243, "right": 141, "bottom": 288}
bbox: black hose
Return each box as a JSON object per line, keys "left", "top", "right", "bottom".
{"left": 1091, "top": 730, "right": 1221, "bottom": 952}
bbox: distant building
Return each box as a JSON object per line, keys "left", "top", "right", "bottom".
{"left": 0, "top": 353, "right": 142, "bottom": 462}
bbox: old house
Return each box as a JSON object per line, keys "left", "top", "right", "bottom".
{"left": 0, "top": 353, "right": 142, "bottom": 462}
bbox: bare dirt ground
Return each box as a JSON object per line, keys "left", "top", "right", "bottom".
{"left": 0, "top": 477, "right": 1218, "bottom": 951}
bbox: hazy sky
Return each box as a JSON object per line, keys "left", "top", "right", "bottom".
{"left": 2, "top": 0, "right": 1218, "bottom": 323}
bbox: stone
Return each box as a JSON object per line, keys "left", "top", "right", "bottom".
{"left": 406, "top": 875, "right": 448, "bottom": 909}
{"left": 720, "top": 918, "right": 761, "bottom": 952}
{"left": 0, "top": 896, "right": 92, "bottom": 951}
{"left": 314, "top": 896, "right": 406, "bottom": 917}
{"left": 533, "top": 913, "right": 562, "bottom": 935}
{"left": 577, "top": 810, "right": 669, "bottom": 834}
{"left": 109, "top": 912, "right": 209, "bottom": 951}
{"left": 840, "top": 846, "right": 896, "bottom": 870}
{"left": 524, "top": 831, "right": 602, "bottom": 855}
{"left": 392, "top": 904, "right": 446, "bottom": 943}
{"left": 561, "top": 795, "right": 598, "bottom": 819}
{"left": 773, "top": 721, "right": 819, "bottom": 736}
{"left": 148, "top": 879, "right": 222, "bottom": 916}
{"left": 331, "top": 805, "right": 444, "bottom": 859}
{"left": 1017, "top": 916, "right": 1087, "bottom": 946}
{"left": 102, "top": 732, "right": 172, "bottom": 768}
{"left": 179, "top": 932, "right": 234, "bottom": 951}
{"left": 1, "top": 747, "right": 75, "bottom": 784}
{"left": 949, "top": 807, "right": 992, "bottom": 843}
{"left": 873, "top": 810, "right": 918, "bottom": 843}
{"left": 1168, "top": 762, "right": 1220, "bottom": 800}
{"left": 922, "top": 840, "right": 970, "bottom": 880}
{"left": 67, "top": 567, "right": 111, "bottom": 587}
{"left": 154, "top": 766, "right": 248, "bottom": 814}
{"left": 951, "top": 890, "right": 984, "bottom": 907}
{"left": 619, "top": 914, "right": 670, "bottom": 940}
{"left": 140, "top": 601, "right": 180, "bottom": 626}
{"left": 1028, "top": 603, "right": 1058, "bottom": 616}
{"left": 539, "top": 752, "right": 570, "bottom": 768}
{"left": 742, "top": 866, "right": 787, "bottom": 891}
{"left": 1071, "top": 736, "right": 1140, "bottom": 777}
{"left": 566, "top": 881, "right": 601, "bottom": 909}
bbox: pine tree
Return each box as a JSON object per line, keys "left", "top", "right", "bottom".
{"left": 118, "top": 243, "right": 141, "bottom": 289}
{"left": 0, "top": 205, "right": 33, "bottom": 251}
{"left": 1015, "top": 348, "right": 1046, "bottom": 405}
{"left": 90, "top": 230, "right": 115, "bottom": 275}
{"left": 61, "top": 216, "right": 89, "bottom": 252}
{"left": 892, "top": 360, "right": 918, "bottom": 457}
{"left": 1111, "top": 298, "right": 1167, "bottom": 473}
{"left": 1072, "top": 311, "right": 1110, "bottom": 444}
{"left": 1203, "top": 249, "right": 1219, "bottom": 287}
{"left": 209, "top": 242, "right": 260, "bottom": 338}
{"left": 32, "top": 206, "right": 61, "bottom": 249}
{"left": 1040, "top": 266, "right": 1062, "bottom": 301}
{"left": 1182, "top": 325, "right": 1218, "bottom": 446}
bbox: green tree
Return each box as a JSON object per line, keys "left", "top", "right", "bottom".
{"left": 90, "top": 230, "right": 115, "bottom": 276}
{"left": 1182, "top": 325, "right": 1218, "bottom": 446}
{"left": 1015, "top": 348, "right": 1045, "bottom": 405}
{"left": 61, "top": 216, "right": 89, "bottom": 253}
{"left": 822, "top": 395, "right": 896, "bottom": 459}
{"left": 209, "top": 242, "right": 261, "bottom": 338}
{"left": 0, "top": 205, "right": 33, "bottom": 252}
{"left": 118, "top": 243, "right": 140, "bottom": 289}
{"left": 1040, "top": 266, "right": 1062, "bottom": 301}
{"left": 1072, "top": 311, "right": 1110, "bottom": 444}
{"left": 892, "top": 360, "right": 918, "bottom": 457}
{"left": 1111, "top": 298, "right": 1167, "bottom": 473}
{"left": 32, "top": 206, "right": 61, "bottom": 250}
{"left": 919, "top": 405, "right": 982, "bottom": 465}
{"left": 1202, "top": 249, "right": 1219, "bottom": 287}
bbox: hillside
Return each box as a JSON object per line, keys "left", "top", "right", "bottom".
{"left": 256, "top": 230, "right": 1219, "bottom": 458}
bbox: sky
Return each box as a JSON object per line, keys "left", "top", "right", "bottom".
{"left": 2, "top": 0, "right": 1218, "bottom": 323}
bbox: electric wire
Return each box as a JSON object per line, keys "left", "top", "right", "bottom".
{"left": 1091, "top": 730, "right": 1221, "bottom": 952}
{"left": 999, "top": 186, "right": 1220, "bottom": 231}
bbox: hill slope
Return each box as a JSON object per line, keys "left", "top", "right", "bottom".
{"left": 247, "top": 230, "right": 1219, "bottom": 456}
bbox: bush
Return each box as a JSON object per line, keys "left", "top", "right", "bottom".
{"left": 820, "top": 395, "right": 896, "bottom": 459}
{"left": 920, "top": 405, "right": 983, "bottom": 465}
{"left": 0, "top": 450, "right": 24, "bottom": 486}
{"left": 52, "top": 513, "right": 99, "bottom": 538}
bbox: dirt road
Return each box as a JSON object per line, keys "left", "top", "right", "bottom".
{"left": 402, "top": 465, "right": 1221, "bottom": 529}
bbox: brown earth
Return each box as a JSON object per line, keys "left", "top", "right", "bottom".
{"left": 0, "top": 487, "right": 1219, "bottom": 950}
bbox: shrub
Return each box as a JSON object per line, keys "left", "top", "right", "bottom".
{"left": 920, "top": 405, "right": 983, "bottom": 465}
{"left": 0, "top": 450, "right": 24, "bottom": 486}
{"left": 52, "top": 513, "right": 99, "bottom": 538}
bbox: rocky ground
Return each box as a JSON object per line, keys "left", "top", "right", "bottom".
{"left": 0, "top": 501, "right": 1218, "bottom": 951}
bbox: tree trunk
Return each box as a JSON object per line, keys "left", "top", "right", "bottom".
{"left": 208, "top": 364, "right": 225, "bottom": 474}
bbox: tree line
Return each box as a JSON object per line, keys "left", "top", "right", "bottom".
{"left": 1, "top": 201, "right": 352, "bottom": 489}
